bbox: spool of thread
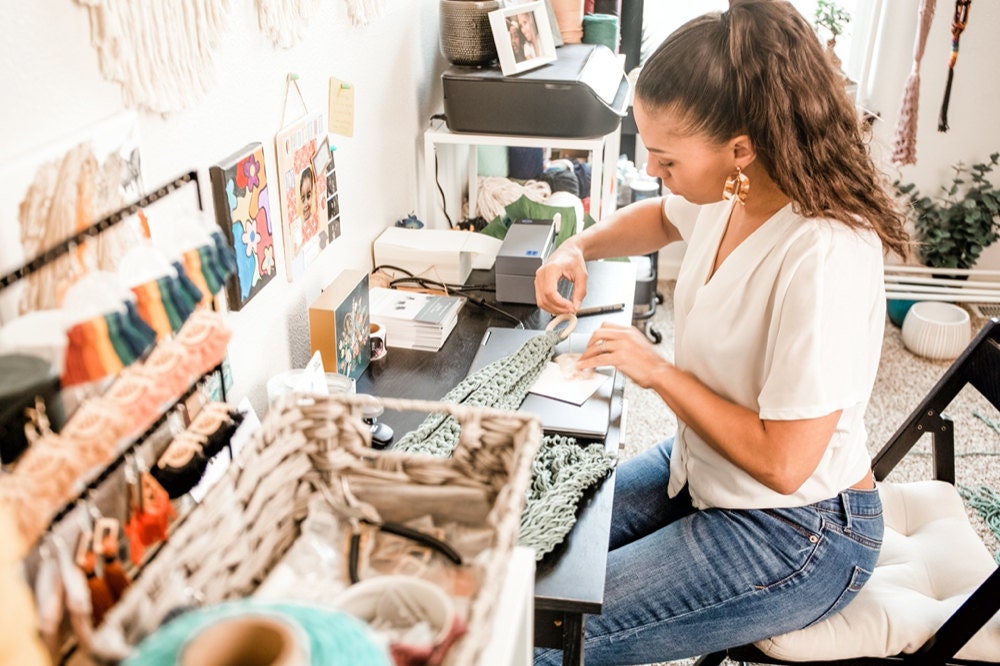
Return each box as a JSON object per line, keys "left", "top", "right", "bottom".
{"left": 630, "top": 178, "right": 661, "bottom": 203}
{"left": 582, "top": 13, "right": 619, "bottom": 52}
{"left": 124, "top": 601, "right": 390, "bottom": 666}
{"left": 551, "top": 0, "right": 584, "bottom": 44}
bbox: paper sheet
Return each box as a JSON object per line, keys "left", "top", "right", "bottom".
{"left": 528, "top": 360, "right": 611, "bottom": 406}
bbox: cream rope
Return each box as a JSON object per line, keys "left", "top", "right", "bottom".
{"left": 891, "top": 0, "right": 937, "bottom": 166}
{"left": 476, "top": 177, "right": 552, "bottom": 223}
{"left": 255, "top": 0, "right": 321, "bottom": 48}
{"left": 76, "top": 0, "right": 231, "bottom": 114}
{"left": 344, "top": 0, "right": 387, "bottom": 27}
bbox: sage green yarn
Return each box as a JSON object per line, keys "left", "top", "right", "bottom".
{"left": 393, "top": 328, "right": 617, "bottom": 559}
{"left": 394, "top": 329, "right": 562, "bottom": 456}
{"left": 582, "top": 13, "right": 619, "bottom": 52}
{"left": 520, "top": 435, "right": 616, "bottom": 560}
{"left": 959, "top": 484, "right": 1000, "bottom": 563}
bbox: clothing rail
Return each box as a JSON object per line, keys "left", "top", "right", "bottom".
{"left": 0, "top": 171, "right": 202, "bottom": 291}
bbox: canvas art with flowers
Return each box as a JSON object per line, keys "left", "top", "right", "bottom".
{"left": 209, "top": 142, "right": 277, "bottom": 310}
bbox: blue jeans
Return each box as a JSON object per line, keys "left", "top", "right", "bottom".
{"left": 535, "top": 437, "right": 883, "bottom": 665}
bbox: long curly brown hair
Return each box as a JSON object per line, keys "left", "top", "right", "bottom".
{"left": 636, "top": 0, "right": 909, "bottom": 258}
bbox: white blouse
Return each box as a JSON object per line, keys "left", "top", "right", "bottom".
{"left": 663, "top": 195, "right": 885, "bottom": 510}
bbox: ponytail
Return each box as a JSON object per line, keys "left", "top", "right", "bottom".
{"left": 636, "top": 0, "right": 909, "bottom": 258}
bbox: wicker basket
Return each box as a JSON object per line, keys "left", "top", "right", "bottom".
{"left": 91, "top": 392, "right": 542, "bottom": 664}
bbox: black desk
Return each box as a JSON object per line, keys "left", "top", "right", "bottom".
{"left": 356, "top": 260, "right": 635, "bottom": 666}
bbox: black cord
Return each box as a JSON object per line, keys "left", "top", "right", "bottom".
{"left": 433, "top": 151, "right": 454, "bottom": 229}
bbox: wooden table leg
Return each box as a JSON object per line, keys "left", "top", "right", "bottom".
{"left": 561, "top": 612, "right": 584, "bottom": 666}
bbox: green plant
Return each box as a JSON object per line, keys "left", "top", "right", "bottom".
{"left": 814, "top": 0, "right": 851, "bottom": 41}
{"left": 896, "top": 153, "right": 1000, "bottom": 270}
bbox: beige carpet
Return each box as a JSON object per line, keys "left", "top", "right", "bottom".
{"left": 620, "top": 280, "right": 1000, "bottom": 666}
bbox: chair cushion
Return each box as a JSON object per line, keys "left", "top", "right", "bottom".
{"left": 755, "top": 480, "right": 1000, "bottom": 661}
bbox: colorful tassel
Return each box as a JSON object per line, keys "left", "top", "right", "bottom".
{"left": 938, "top": 0, "right": 971, "bottom": 132}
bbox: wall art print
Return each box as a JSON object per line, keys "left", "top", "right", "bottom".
{"left": 274, "top": 111, "right": 329, "bottom": 281}
{"left": 209, "top": 142, "right": 277, "bottom": 310}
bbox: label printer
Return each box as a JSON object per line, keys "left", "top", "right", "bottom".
{"left": 495, "top": 218, "right": 557, "bottom": 304}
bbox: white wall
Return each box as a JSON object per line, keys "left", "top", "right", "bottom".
{"left": 0, "top": 1, "right": 445, "bottom": 415}
{"left": 866, "top": 0, "right": 1000, "bottom": 267}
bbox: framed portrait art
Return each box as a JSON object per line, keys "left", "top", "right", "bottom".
{"left": 488, "top": 1, "right": 557, "bottom": 76}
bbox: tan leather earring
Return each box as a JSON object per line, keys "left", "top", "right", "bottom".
{"left": 723, "top": 166, "right": 750, "bottom": 204}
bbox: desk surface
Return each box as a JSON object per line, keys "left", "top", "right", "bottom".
{"left": 356, "top": 260, "right": 635, "bottom": 617}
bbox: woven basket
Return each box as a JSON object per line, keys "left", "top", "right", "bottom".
{"left": 91, "top": 392, "right": 542, "bottom": 665}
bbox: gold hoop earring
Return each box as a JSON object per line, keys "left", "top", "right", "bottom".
{"left": 723, "top": 167, "right": 750, "bottom": 204}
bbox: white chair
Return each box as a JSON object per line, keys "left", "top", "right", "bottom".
{"left": 697, "top": 318, "right": 1000, "bottom": 665}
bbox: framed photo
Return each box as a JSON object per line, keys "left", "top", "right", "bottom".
{"left": 488, "top": 1, "right": 557, "bottom": 76}
{"left": 274, "top": 110, "right": 329, "bottom": 281}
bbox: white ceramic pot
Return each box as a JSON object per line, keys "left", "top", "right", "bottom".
{"left": 901, "top": 301, "right": 971, "bottom": 361}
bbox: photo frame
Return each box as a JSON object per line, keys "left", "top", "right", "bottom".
{"left": 488, "top": 1, "right": 557, "bottom": 76}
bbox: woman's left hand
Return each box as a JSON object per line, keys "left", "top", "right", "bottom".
{"left": 576, "top": 323, "right": 667, "bottom": 389}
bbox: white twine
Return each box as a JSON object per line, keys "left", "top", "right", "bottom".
{"left": 76, "top": 0, "right": 231, "bottom": 114}
{"left": 477, "top": 177, "right": 552, "bottom": 222}
{"left": 256, "top": 0, "right": 321, "bottom": 48}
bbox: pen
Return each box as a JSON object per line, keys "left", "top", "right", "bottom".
{"left": 576, "top": 303, "right": 626, "bottom": 317}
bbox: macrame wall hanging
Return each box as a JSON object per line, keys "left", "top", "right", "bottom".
{"left": 255, "top": 0, "right": 321, "bottom": 48}
{"left": 393, "top": 315, "right": 618, "bottom": 560}
{"left": 890, "top": 0, "right": 937, "bottom": 166}
{"left": 16, "top": 143, "right": 141, "bottom": 315}
{"left": 76, "top": 0, "right": 232, "bottom": 114}
{"left": 344, "top": 0, "right": 386, "bottom": 27}
{"left": 938, "top": 0, "right": 972, "bottom": 132}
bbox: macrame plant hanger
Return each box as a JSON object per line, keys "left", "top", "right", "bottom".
{"left": 891, "top": 0, "right": 937, "bottom": 166}
{"left": 938, "top": 0, "right": 972, "bottom": 132}
{"left": 393, "top": 315, "right": 618, "bottom": 560}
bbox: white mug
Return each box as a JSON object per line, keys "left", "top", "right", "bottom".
{"left": 369, "top": 322, "right": 387, "bottom": 360}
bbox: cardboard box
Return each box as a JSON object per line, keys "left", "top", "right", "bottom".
{"left": 308, "top": 269, "right": 370, "bottom": 380}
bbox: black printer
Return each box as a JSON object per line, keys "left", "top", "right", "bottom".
{"left": 441, "top": 44, "right": 630, "bottom": 139}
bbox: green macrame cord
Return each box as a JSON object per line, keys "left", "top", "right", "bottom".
{"left": 393, "top": 324, "right": 618, "bottom": 560}
{"left": 959, "top": 484, "right": 1000, "bottom": 564}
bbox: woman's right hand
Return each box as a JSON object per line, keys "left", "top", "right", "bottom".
{"left": 534, "top": 241, "right": 588, "bottom": 314}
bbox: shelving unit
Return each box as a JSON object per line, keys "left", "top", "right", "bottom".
{"left": 422, "top": 118, "right": 620, "bottom": 227}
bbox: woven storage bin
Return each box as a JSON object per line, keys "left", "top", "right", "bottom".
{"left": 91, "top": 392, "right": 542, "bottom": 665}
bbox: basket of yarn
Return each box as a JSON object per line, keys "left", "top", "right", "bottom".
{"left": 89, "top": 392, "right": 541, "bottom": 666}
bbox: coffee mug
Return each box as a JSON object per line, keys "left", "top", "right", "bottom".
{"left": 369, "top": 322, "right": 387, "bottom": 361}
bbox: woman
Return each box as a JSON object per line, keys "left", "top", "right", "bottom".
{"left": 533, "top": 1, "right": 909, "bottom": 663}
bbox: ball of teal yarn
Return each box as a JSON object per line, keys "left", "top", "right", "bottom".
{"left": 582, "top": 14, "right": 619, "bottom": 52}
{"left": 124, "top": 600, "right": 391, "bottom": 666}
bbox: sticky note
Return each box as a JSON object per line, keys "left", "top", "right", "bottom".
{"left": 328, "top": 77, "right": 355, "bottom": 138}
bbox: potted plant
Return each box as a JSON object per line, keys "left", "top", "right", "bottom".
{"left": 813, "top": 0, "right": 851, "bottom": 77}
{"left": 896, "top": 152, "right": 1000, "bottom": 272}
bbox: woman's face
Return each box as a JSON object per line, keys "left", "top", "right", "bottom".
{"left": 634, "top": 99, "right": 738, "bottom": 205}
{"left": 300, "top": 171, "right": 315, "bottom": 219}
{"left": 517, "top": 13, "right": 536, "bottom": 40}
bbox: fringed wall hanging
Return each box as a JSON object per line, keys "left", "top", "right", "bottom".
{"left": 938, "top": 0, "right": 972, "bottom": 132}
{"left": 890, "top": 0, "right": 937, "bottom": 166}
{"left": 344, "top": 0, "right": 386, "bottom": 27}
{"left": 255, "top": 0, "right": 321, "bottom": 48}
{"left": 75, "top": 0, "right": 232, "bottom": 114}
{"left": 10, "top": 116, "right": 144, "bottom": 317}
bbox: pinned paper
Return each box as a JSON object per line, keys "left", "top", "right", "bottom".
{"left": 328, "top": 77, "right": 355, "bottom": 137}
